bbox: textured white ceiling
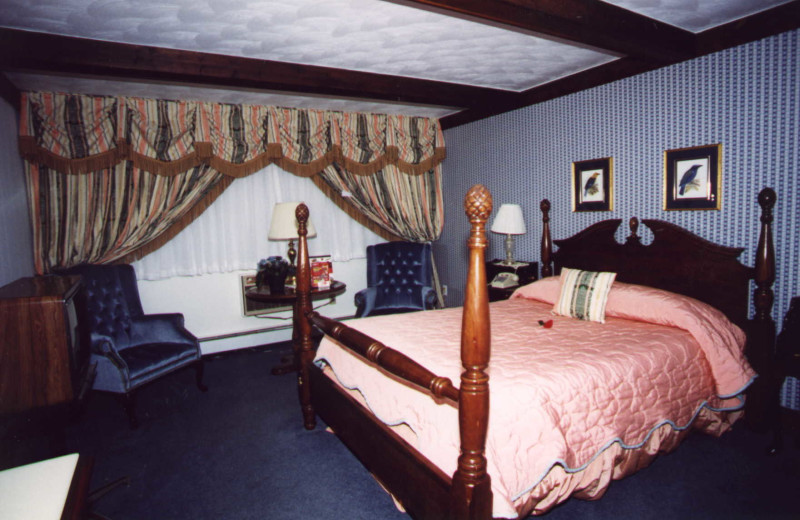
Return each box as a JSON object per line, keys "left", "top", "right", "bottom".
{"left": 602, "top": 0, "right": 794, "bottom": 32}
{"left": 0, "top": 0, "right": 616, "bottom": 91}
{"left": 0, "top": 0, "right": 793, "bottom": 117}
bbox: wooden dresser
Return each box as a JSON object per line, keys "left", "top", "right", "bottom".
{"left": 0, "top": 276, "right": 91, "bottom": 415}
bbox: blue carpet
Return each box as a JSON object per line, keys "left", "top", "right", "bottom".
{"left": 63, "top": 343, "right": 800, "bottom": 519}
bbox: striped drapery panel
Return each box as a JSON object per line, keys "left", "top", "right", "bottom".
{"left": 315, "top": 164, "right": 443, "bottom": 242}
{"left": 25, "top": 162, "right": 227, "bottom": 272}
{"left": 19, "top": 92, "right": 445, "bottom": 273}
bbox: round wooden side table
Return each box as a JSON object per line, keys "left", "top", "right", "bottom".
{"left": 246, "top": 281, "right": 346, "bottom": 374}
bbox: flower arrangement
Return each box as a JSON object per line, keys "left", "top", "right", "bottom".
{"left": 256, "top": 256, "right": 294, "bottom": 291}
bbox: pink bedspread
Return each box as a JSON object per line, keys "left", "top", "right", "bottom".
{"left": 314, "top": 280, "right": 754, "bottom": 518}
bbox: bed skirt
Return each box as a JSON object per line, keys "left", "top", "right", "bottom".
{"left": 320, "top": 365, "right": 742, "bottom": 518}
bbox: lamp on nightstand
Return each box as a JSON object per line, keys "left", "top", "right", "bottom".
{"left": 491, "top": 203, "right": 526, "bottom": 266}
{"left": 268, "top": 202, "right": 317, "bottom": 284}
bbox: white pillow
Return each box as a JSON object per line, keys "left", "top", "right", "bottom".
{"left": 553, "top": 268, "right": 617, "bottom": 323}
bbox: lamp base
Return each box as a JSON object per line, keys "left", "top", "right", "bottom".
{"left": 502, "top": 234, "right": 516, "bottom": 265}
{"left": 286, "top": 239, "right": 297, "bottom": 286}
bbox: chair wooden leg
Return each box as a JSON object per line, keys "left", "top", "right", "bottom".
{"left": 120, "top": 392, "right": 139, "bottom": 430}
{"left": 195, "top": 360, "right": 208, "bottom": 392}
{"left": 87, "top": 475, "right": 131, "bottom": 520}
{"left": 88, "top": 475, "right": 131, "bottom": 503}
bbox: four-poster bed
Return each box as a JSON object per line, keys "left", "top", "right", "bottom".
{"left": 290, "top": 185, "right": 776, "bottom": 519}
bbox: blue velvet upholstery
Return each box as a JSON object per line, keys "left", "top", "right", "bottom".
{"left": 354, "top": 242, "right": 436, "bottom": 318}
{"left": 64, "top": 264, "right": 205, "bottom": 427}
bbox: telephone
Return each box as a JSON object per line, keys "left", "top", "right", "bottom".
{"left": 490, "top": 272, "right": 519, "bottom": 288}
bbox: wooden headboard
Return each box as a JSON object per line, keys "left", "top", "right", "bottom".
{"left": 539, "top": 189, "right": 776, "bottom": 330}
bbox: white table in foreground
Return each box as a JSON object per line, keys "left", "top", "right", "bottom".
{"left": 0, "top": 453, "right": 89, "bottom": 520}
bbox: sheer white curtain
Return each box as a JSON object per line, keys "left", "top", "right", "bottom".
{"left": 133, "top": 165, "right": 382, "bottom": 280}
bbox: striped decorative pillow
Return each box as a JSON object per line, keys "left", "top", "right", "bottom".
{"left": 553, "top": 268, "right": 617, "bottom": 323}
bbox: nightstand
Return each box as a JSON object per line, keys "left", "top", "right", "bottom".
{"left": 486, "top": 259, "right": 538, "bottom": 302}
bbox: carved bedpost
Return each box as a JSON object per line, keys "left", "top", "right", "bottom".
{"left": 451, "top": 185, "right": 493, "bottom": 520}
{"left": 746, "top": 187, "right": 777, "bottom": 432}
{"left": 295, "top": 203, "right": 316, "bottom": 430}
{"left": 754, "top": 188, "right": 776, "bottom": 324}
{"left": 540, "top": 199, "right": 552, "bottom": 278}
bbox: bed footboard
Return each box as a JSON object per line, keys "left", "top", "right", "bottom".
{"left": 308, "top": 363, "right": 453, "bottom": 519}
{"left": 293, "top": 185, "right": 495, "bottom": 520}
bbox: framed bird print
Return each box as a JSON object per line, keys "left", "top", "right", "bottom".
{"left": 664, "top": 144, "right": 721, "bottom": 210}
{"left": 572, "top": 157, "right": 613, "bottom": 212}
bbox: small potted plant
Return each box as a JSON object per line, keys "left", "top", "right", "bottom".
{"left": 256, "top": 256, "right": 294, "bottom": 294}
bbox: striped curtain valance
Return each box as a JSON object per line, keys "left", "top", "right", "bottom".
{"left": 18, "top": 91, "right": 445, "bottom": 275}
{"left": 18, "top": 92, "right": 446, "bottom": 178}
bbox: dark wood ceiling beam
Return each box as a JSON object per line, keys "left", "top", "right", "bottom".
{"left": 0, "top": 28, "right": 516, "bottom": 110}
{"left": 395, "top": 0, "right": 696, "bottom": 62}
{"left": 442, "top": 1, "right": 800, "bottom": 129}
{"left": 441, "top": 56, "right": 659, "bottom": 128}
{"left": 0, "top": 72, "right": 20, "bottom": 112}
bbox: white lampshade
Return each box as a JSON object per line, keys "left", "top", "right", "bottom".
{"left": 490, "top": 204, "right": 526, "bottom": 235}
{"left": 268, "top": 202, "right": 317, "bottom": 240}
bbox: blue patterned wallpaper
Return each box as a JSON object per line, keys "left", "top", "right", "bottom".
{"left": 437, "top": 30, "right": 799, "bottom": 409}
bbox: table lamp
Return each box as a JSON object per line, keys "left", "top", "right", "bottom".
{"left": 268, "top": 202, "right": 317, "bottom": 283}
{"left": 490, "top": 203, "right": 526, "bottom": 265}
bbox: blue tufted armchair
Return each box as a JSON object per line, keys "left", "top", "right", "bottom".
{"left": 354, "top": 242, "right": 437, "bottom": 318}
{"left": 63, "top": 264, "right": 207, "bottom": 428}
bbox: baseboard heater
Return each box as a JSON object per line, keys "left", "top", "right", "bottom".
{"left": 200, "top": 315, "right": 353, "bottom": 342}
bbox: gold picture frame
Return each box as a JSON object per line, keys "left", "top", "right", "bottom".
{"left": 572, "top": 157, "right": 613, "bottom": 212}
{"left": 664, "top": 144, "right": 721, "bottom": 210}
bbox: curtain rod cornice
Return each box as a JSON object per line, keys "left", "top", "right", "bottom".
{"left": 19, "top": 92, "right": 446, "bottom": 179}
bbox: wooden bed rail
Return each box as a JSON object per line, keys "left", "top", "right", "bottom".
{"left": 307, "top": 311, "right": 460, "bottom": 404}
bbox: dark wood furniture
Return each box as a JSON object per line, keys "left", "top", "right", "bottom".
{"left": 485, "top": 259, "right": 538, "bottom": 301}
{"left": 63, "top": 455, "right": 93, "bottom": 520}
{"left": 769, "top": 297, "right": 800, "bottom": 452}
{"left": 246, "top": 281, "right": 346, "bottom": 375}
{"left": 289, "top": 186, "right": 775, "bottom": 519}
{"left": 0, "top": 275, "right": 92, "bottom": 415}
{"left": 540, "top": 189, "right": 777, "bottom": 429}
{"left": 246, "top": 280, "right": 346, "bottom": 305}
